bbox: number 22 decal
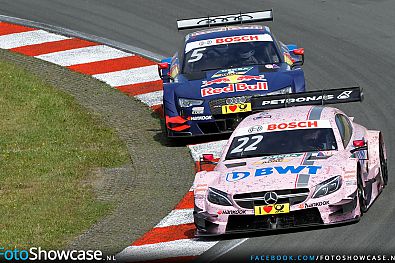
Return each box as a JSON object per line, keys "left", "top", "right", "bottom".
{"left": 230, "top": 135, "right": 263, "bottom": 154}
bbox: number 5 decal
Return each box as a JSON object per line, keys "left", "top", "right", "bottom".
{"left": 188, "top": 48, "right": 206, "bottom": 63}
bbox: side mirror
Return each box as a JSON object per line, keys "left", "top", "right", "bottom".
{"left": 202, "top": 154, "right": 214, "bottom": 162}
{"left": 291, "top": 48, "right": 304, "bottom": 67}
{"left": 158, "top": 62, "right": 169, "bottom": 70}
{"left": 157, "top": 58, "right": 172, "bottom": 83}
{"left": 292, "top": 48, "right": 304, "bottom": 56}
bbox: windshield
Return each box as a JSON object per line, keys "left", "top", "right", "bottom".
{"left": 226, "top": 128, "right": 338, "bottom": 160}
{"left": 183, "top": 41, "right": 281, "bottom": 74}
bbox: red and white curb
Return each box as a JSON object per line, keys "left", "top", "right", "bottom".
{"left": 118, "top": 141, "right": 227, "bottom": 262}
{"left": 0, "top": 21, "right": 227, "bottom": 262}
{"left": 0, "top": 22, "right": 163, "bottom": 114}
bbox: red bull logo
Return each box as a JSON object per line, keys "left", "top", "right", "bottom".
{"left": 201, "top": 82, "right": 268, "bottom": 97}
{"left": 202, "top": 74, "right": 265, "bottom": 87}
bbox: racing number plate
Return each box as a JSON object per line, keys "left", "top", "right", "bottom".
{"left": 254, "top": 203, "right": 290, "bottom": 216}
{"left": 221, "top": 103, "right": 252, "bottom": 114}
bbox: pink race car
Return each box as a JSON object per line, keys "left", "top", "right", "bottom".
{"left": 193, "top": 87, "right": 388, "bottom": 235}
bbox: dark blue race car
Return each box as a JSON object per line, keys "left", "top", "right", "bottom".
{"left": 158, "top": 10, "right": 306, "bottom": 137}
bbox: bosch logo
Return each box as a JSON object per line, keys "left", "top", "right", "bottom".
{"left": 263, "top": 192, "right": 278, "bottom": 205}
{"left": 248, "top": 125, "right": 263, "bottom": 133}
{"left": 226, "top": 96, "right": 247, "bottom": 104}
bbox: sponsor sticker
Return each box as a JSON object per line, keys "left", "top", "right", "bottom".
{"left": 265, "top": 64, "right": 280, "bottom": 69}
{"left": 190, "top": 115, "right": 212, "bottom": 121}
{"left": 252, "top": 153, "right": 303, "bottom": 165}
{"left": 201, "top": 82, "right": 268, "bottom": 97}
{"left": 222, "top": 103, "right": 252, "bottom": 114}
{"left": 192, "top": 106, "right": 205, "bottom": 115}
{"left": 299, "top": 201, "right": 329, "bottom": 209}
{"left": 218, "top": 209, "right": 247, "bottom": 215}
{"left": 194, "top": 194, "right": 206, "bottom": 200}
{"left": 248, "top": 125, "right": 264, "bottom": 133}
{"left": 226, "top": 96, "right": 247, "bottom": 105}
{"left": 345, "top": 180, "right": 357, "bottom": 186}
{"left": 194, "top": 183, "right": 208, "bottom": 192}
{"left": 170, "top": 64, "right": 179, "bottom": 78}
{"left": 337, "top": 90, "right": 353, "bottom": 100}
{"left": 254, "top": 203, "right": 290, "bottom": 215}
{"left": 260, "top": 94, "right": 335, "bottom": 106}
{"left": 211, "top": 67, "right": 253, "bottom": 78}
{"left": 344, "top": 173, "right": 356, "bottom": 179}
{"left": 202, "top": 74, "right": 265, "bottom": 87}
{"left": 267, "top": 121, "right": 319, "bottom": 131}
{"left": 226, "top": 165, "right": 322, "bottom": 182}
{"left": 252, "top": 112, "right": 272, "bottom": 120}
{"left": 283, "top": 52, "right": 294, "bottom": 65}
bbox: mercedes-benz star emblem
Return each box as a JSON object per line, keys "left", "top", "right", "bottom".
{"left": 263, "top": 192, "right": 278, "bottom": 205}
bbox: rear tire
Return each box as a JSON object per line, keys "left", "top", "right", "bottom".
{"left": 357, "top": 167, "right": 368, "bottom": 214}
{"left": 379, "top": 140, "right": 388, "bottom": 186}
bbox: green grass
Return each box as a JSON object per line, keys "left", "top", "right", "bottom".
{"left": 0, "top": 60, "right": 129, "bottom": 249}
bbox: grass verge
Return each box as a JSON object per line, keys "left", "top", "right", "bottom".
{"left": 0, "top": 59, "right": 129, "bottom": 249}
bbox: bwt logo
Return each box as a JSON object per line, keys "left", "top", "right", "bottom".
{"left": 226, "top": 165, "right": 322, "bottom": 182}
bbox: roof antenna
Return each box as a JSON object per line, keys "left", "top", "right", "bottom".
{"left": 224, "top": 9, "right": 229, "bottom": 30}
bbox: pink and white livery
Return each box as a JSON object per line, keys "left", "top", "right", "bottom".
{"left": 193, "top": 87, "right": 388, "bottom": 235}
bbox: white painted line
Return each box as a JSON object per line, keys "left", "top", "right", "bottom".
{"left": 156, "top": 209, "right": 194, "bottom": 228}
{"left": 93, "top": 65, "right": 160, "bottom": 86}
{"left": 188, "top": 140, "right": 228, "bottom": 162}
{"left": 116, "top": 239, "right": 219, "bottom": 262}
{"left": 135, "top": 90, "right": 163, "bottom": 107}
{"left": 0, "top": 29, "right": 69, "bottom": 49}
{"left": 206, "top": 238, "right": 248, "bottom": 263}
{"left": 35, "top": 45, "right": 132, "bottom": 66}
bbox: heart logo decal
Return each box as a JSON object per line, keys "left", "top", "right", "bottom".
{"left": 229, "top": 105, "right": 238, "bottom": 112}
{"left": 263, "top": 206, "right": 273, "bottom": 213}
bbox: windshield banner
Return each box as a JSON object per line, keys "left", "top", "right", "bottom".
{"left": 235, "top": 120, "right": 332, "bottom": 136}
{"left": 185, "top": 34, "right": 273, "bottom": 53}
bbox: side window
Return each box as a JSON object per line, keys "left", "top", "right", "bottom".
{"left": 335, "top": 114, "right": 353, "bottom": 147}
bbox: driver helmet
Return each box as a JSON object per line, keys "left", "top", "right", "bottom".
{"left": 238, "top": 43, "right": 256, "bottom": 59}
{"left": 304, "top": 130, "right": 319, "bottom": 142}
{"left": 303, "top": 130, "right": 327, "bottom": 149}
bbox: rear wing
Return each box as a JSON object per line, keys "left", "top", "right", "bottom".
{"left": 177, "top": 9, "right": 273, "bottom": 30}
{"left": 251, "top": 86, "right": 363, "bottom": 110}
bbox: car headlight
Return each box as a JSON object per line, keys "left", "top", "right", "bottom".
{"left": 312, "top": 175, "right": 342, "bottom": 199}
{"left": 207, "top": 187, "right": 232, "bottom": 206}
{"left": 178, "top": 98, "right": 204, "bottom": 108}
{"left": 267, "top": 86, "right": 293, "bottom": 95}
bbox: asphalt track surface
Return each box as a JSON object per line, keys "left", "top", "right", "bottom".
{"left": 1, "top": 0, "right": 395, "bottom": 260}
